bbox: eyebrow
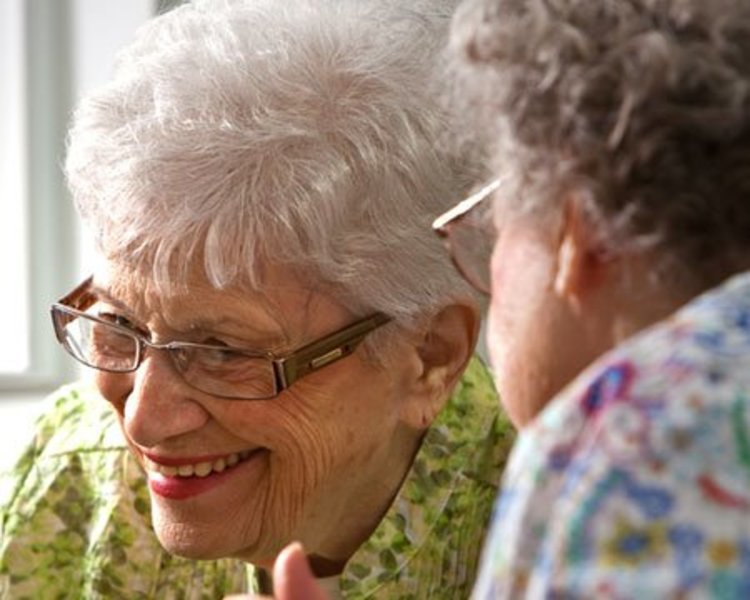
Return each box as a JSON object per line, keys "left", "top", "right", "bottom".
{"left": 90, "top": 283, "right": 289, "bottom": 349}
{"left": 90, "top": 283, "right": 130, "bottom": 312}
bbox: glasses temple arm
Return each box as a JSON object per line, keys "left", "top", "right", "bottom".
{"left": 275, "top": 313, "right": 391, "bottom": 390}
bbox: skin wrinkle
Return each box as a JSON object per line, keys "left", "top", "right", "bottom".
{"left": 97, "top": 263, "right": 306, "bottom": 350}
{"left": 94, "top": 289, "right": 288, "bottom": 349}
{"left": 95, "top": 259, "right": 426, "bottom": 568}
{"left": 272, "top": 359, "right": 407, "bottom": 563}
{"left": 261, "top": 377, "right": 402, "bottom": 564}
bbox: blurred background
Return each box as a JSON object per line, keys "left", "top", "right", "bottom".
{"left": 0, "top": 0, "right": 184, "bottom": 470}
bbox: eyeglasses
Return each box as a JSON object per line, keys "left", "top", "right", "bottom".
{"left": 50, "top": 276, "right": 391, "bottom": 400}
{"left": 432, "top": 179, "right": 500, "bottom": 295}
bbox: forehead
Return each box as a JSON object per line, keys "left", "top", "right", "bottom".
{"left": 92, "top": 260, "right": 342, "bottom": 345}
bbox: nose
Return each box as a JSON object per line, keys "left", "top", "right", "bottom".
{"left": 119, "top": 351, "right": 211, "bottom": 448}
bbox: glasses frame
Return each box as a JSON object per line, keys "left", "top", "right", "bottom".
{"left": 50, "top": 276, "right": 391, "bottom": 400}
{"left": 432, "top": 178, "right": 500, "bottom": 295}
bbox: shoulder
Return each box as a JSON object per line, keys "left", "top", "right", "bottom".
{"left": 475, "top": 272, "right": 750, "bottom": 598}
{"left": 33, "top": 382, "right": 124, "bottom": 452}
{"left": 1, "top": 382, "right": 125, "bottom": 507}
{"left": 0, "top": 382, "right": 133, "bottom": 596}
{"left": 531, "top": 269, "right": 750, "bottom": 454}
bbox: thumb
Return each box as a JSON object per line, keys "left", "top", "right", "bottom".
{"left": 273, "top": 542, "right": 329, "bottom": 600}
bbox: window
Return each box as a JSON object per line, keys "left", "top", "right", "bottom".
{"left": 0, "top": 0, "right": 160, "bottom": 393}
{"left": 0, "top": 0, "right": 169, "bottom": 470}
{"left": 0, "top": 0, "right": 29, "bottom": 376}
{"left": 0, "top": 0, "right": 79, "bottom": 392}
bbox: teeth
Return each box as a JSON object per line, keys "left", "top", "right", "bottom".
{"left": 194, "top": 461, "right": 213, "bottom": 477}
{"left": 178, "top": 464, "right": 195, "bottom": 477}
{"left": 146, "top": 451, "right": 254, "bottom": 478}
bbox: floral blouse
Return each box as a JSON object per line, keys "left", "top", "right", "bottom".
{"left": 0, "top": 357, "right": 514, "bottom": 600}
{"left": 473, "top": 271, "right": 750, "bottom": 599}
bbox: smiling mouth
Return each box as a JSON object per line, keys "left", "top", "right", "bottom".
{"left": 143, "top": 450, "right": 257, "bottom": 478}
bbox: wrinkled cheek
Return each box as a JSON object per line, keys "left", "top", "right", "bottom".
{"left": 265, "top": 420, "right": 336, "bottom": 533}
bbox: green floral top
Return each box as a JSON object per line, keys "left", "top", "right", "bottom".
{"left": 0, "top": 357, "right": 513, "bottom": 599}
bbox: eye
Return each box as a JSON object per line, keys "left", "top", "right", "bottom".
{"left": 96, "top": 311, "right": 149, "bottom": 338}
{"left": 201, "top": 343, "right": 249, "bottom": 365}
{"left": 97, "top": 311, "right": 131, "bottom": 327}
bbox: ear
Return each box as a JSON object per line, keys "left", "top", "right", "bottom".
{"left": 553, "top": 197, "right": 610, "bottom": 310}
{"left": 399, "top": 302, "right": 479, "bottom": 430}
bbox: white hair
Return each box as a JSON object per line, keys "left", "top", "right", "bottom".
{"left": 449, "top": 0, "right": 750, "bottom": 294}
{"left": 66, "top": 0, "right": 477, "bottom": 327}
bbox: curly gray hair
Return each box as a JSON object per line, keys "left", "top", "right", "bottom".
{"left": 449, "top": 0, "right": 750, "bottom": 292}
{"left": 66, "top": 0, "right": 475, "bottom": 327}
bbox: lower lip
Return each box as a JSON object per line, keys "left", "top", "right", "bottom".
{"left": 147, "top": 449, "right": 267, "bottom": 500}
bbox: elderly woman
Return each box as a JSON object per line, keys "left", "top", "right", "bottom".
{"left": 437, "top": 0, "right": 750, "bottom": 597}
{"left": 0, "top": 1, "right": 515, "bottom": 598}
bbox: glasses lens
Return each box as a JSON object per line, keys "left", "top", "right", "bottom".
{"left": 55, "top": 309, "right": 139, "bottom": 371}
{"left": 447, "top": 211, "right": 495, "bottom": 294}
{"left": 174, "top": 346, "right": 278, "bottom": 399}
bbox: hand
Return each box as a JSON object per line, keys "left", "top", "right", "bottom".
{"left": 224, "top": 542, "right": 329, "bottom": 600}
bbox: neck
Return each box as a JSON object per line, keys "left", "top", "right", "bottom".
{"left": 594, "top": 257, "right": 697, "bottom": 351}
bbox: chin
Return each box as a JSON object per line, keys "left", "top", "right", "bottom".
{"left": 155, "top": 530, "right": 222, "bottom": 560}
{"left": 155, "top": 520, "right": 285, "bottom": 566}
{"left": 153, "top": 519, "right": 235, "bottom": 560}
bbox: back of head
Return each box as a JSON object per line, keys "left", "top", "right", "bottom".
{"left": 67, "top": 0, "right": 473, "bottom": 323}
{"left": 450, "top": 0, "right": 750, "bottom": 294}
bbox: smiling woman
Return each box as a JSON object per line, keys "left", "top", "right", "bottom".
{"left": 0, "top": 1, "right": 514, "bottom": 598}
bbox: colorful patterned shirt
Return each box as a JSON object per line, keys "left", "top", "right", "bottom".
{"left": 473, "top": 271, "right": 750, "bottom": 599}
{"left": 0, "top": 357, "right": 514, "bottom": 600}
